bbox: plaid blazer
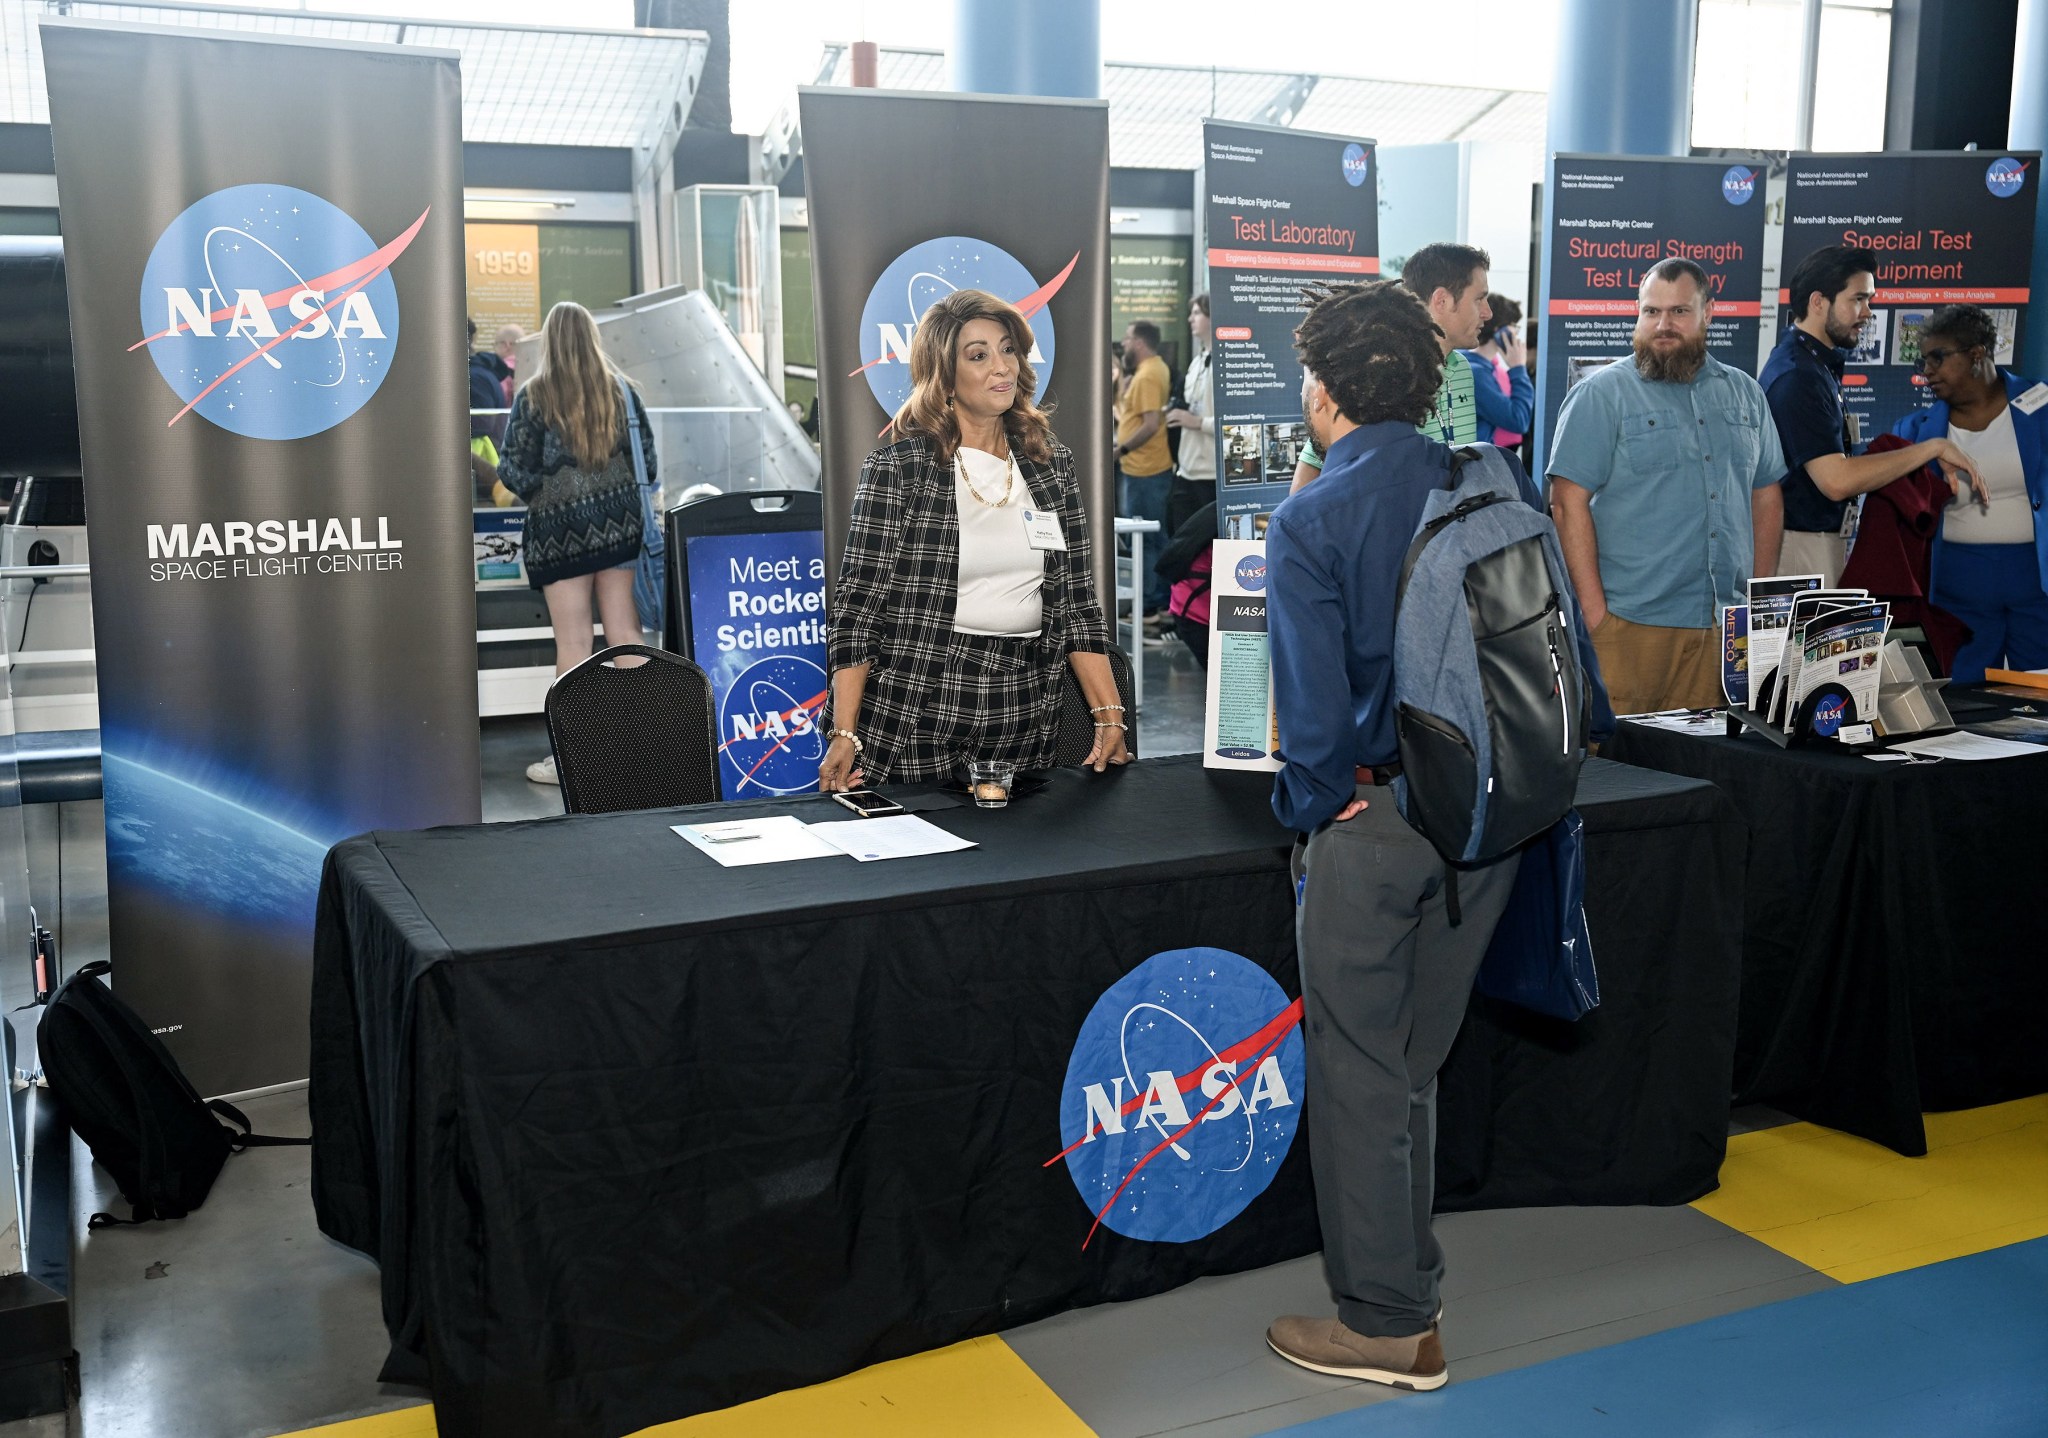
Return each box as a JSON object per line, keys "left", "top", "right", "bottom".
{"left": 828, "top": 431, "right": 1110, "bottom": 775}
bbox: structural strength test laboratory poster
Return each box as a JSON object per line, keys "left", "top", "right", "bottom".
{"left": 1199, "top": 120, "right": 1377, "bottom": 772}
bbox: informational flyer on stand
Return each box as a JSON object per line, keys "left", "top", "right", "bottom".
{"left": 1780, "top": 151, "right": 2039, "bottom": 431}
{"left": 1536, "top": 155, "right": 1770, "bottom": 471}
{"left": 1202, "top": 540, "right": 1281, "bottom": 771}
{"left": 1745, "top": 573, "right": 1824, "bottom": 704}
{"left": 1201, "top": 119, "right": 1379, "bottom": 538}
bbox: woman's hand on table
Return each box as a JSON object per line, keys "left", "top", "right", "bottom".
{"left": 1084, "top": 725, "right": 1131, "bottom": 773}
{"left": 818, "top": 735, "right": 864, "bottom": 792}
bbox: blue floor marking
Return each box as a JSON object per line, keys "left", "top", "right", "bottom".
{"left": 1268, "top": 1237, "right": 2048, "bottom": 1438}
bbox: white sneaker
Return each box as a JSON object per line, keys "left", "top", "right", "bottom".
{"left": 526, "top": 755, "right": 559, "bottom": 785}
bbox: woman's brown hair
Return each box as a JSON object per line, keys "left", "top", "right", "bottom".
{"left": 521, "top": 301, "right": 632, "bottom": 470}
{"left": 890, "top": 289, "right": 1054, "bottom": 467}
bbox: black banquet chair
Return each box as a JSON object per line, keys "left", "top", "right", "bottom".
{"left": 1051, "top": 643, "right": 1138, "bottom": 768}
{"left": 544, "top": 645, "right": 721, "bottom": 814}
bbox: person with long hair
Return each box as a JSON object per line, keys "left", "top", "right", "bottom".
{"left": 1891, "top": 304, "right": 2048, "bottom": 683}
{"left": 821, "top": 289, "right": 1127, "bottom": 789}
{"left": 496, "top": 301, "right": 654, "bottom": 785}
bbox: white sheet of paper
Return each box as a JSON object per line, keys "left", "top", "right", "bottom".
{"left": 1621, "top": 709, "right": 1723, "bottom": 733}
{"left": 806, "top": 814, "right": 978, "bottom": 862}
{"left": 672, "top": 816, "right": 842, "bottom": 867}
{"left": 1864, "top": 752, "right": 1915, "bottom": 763}
{"left": 1888, "top": 731, "right": 2048, "bottom": 762}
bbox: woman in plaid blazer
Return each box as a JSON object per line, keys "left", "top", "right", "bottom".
{"left": 820, "top": 289, "right": 1130, "bottom": 788}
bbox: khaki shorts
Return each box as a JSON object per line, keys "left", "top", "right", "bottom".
{"left": 1591, "top": 613, "right": 1723, "bottom": 716}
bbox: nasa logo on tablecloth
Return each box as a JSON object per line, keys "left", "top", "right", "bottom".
{"left": 1052, "top": 948, "right": 1304, "bottom": 1246}
{"left": 1233, "top": 554, "right": 1267, "bottom": 592}
{"left": 718, "top": 653, "right": 828, "bottom": 797}
{"left": 1721, "top": 166, "right": 1759, "bottom": 206}
{"left": 136, "top": 184, "right": 427, "bottom": 440}
{"left": 1985, "top": 156, "right": 2031, "bottom": 199}
{"left": 854, "top": 236, "right": 1076, "bottom": 415}
{"left": 1341, "top": 143, "right": 1371, "bottom": 188}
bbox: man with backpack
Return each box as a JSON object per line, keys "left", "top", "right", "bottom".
{"left": 1262, "top": 280, "right": 1611, "bottom": 1390}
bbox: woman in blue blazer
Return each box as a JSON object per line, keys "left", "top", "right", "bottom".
{"left": 1892, "top": 305, "right": 2048, "bottom": 684}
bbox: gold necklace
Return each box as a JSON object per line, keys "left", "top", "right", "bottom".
{"left": 958, "top": 446, "right": 1015, "bottom": 508}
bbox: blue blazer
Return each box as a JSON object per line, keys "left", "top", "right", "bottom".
{"left": 1891, "top": 370, "right": 2048, "bottom": 587}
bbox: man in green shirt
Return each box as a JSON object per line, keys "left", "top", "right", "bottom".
{"left": 1291, "top": 242, "right": 1496, "bottom": 489}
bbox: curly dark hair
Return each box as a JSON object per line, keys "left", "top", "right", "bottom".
{"left": 1921, "top": 303, "right": 1999, "bottom": 356}
{"left": 1294, "top": 280, "right": 1444, "bottom": 428}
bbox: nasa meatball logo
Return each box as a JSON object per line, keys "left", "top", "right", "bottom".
{"left": 1721, "top": 166, "right": 1759, "bottom": 206}
{"left": 1341, "top": 143, "right": 1371, "bottom": 188}
{"left": 852, "top": 235, "right": 1077, "bottom": 415}
{"left": 135, "top": 184, "right": 427, "bottom": 440}
{"left": 1233, "top": 554, "right": 1267, "bottom": 592}
{"left": 1985, "top": 157, "right": 2031, "bottom": 199}
{"left": 1050, "top": 948, "right": 1304, "bottom": 1246}
{"left": 717, "top": 653, "right": 828, "bottom": 796}
{"left": 1810, "top": 691, "right": 1848, "bottom": 737}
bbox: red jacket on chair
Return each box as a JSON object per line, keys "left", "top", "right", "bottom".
{"left": 1837, "top": 433, "right": 1969, "bottom": 673}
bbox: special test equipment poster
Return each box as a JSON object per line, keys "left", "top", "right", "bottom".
{"left": 44, "top": 20, "right": 480, "bottom": 1095}
{"left": 1536, "top": 154, "right": 1770, "bottom": 473}
{"left": 1779, "top": 150, "right": 2038, "bottom": 433}
{"left": 1199, "top": 120, "right": 1378, "bottom": 771}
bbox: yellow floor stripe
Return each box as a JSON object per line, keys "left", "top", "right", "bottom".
{"left": 1693, "top": 1093, "right": 2048, "bottom": 1283}
{"left": 270, "top": 1337, "right": 1090, "bottom": 1438}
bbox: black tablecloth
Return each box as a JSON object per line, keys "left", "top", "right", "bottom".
{"left": 310, "top": 754, "right": 1741, "bottom": 1438}
{"left": 1608, "top": 700, "right": 2048, "bottom": 1156}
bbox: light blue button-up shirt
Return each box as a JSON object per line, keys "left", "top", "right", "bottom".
{"left": 1546, "top": 353, "right": 1786, "bottom": 629}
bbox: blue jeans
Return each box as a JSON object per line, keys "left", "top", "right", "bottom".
{"left": 1118, "top": 466, "right": 1171, "bottom": 612}
{"left": 1930, "top": 539, "right": 2048, "bottom": 684}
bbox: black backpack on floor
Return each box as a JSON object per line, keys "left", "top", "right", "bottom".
{"left": 37, "top": 961, "right": 308, "bottom": 1228}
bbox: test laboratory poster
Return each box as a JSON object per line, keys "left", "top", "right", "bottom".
{"left": 1779, "top": 151, "right": 2038, "bottom": 436}
{"left": 43, "top": 20, "right": 478, "bottom": 1094}
{"left": 1537, "top": 156, "right": 1769, "bottom": 473}
{"left": 1202, "top": 119, "right": 1380, "bottom": 536}
{"left": 803, "top": 87, "right": 1113, "bottom": 608}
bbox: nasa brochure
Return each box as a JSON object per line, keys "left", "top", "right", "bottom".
{"left": 1782, "top": 600, "right": 1890, "bottom": 731}
{"left": 1744, "top": 574, "right": 1823, "bottom": 708}
{"left": 1722, "top": 605, "right": 1749, "bottom": 708}
{"left": 1768, "top": 590, "right": 1871, "bottom": 726}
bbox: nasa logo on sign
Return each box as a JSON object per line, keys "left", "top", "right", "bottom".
{"left": 1341, "top": 143, "right": 1371, "bottom": 188}
{"left": 1234, "top": 554, "right": 1267, "bottom": 592}
{"left": 852, "top": 236, "right": 1077, "bottom": 416}
{"left": 1720, "top": 166, "right": 1759, "bottom": 206}
{"left": 1810, "top": 691, "right": 1848, "bottom": 737}
{"left": 1051, "top": 947, "right": 1305, "bottom": 1247}
{"left": 1985, "top": 157, "right": 2031, "bottom": 199}
{"left": 135, "top": 185, "right": 426, "bottom": 440}
{"left": 718, "top": 652, "right": 829, "bottom": 797}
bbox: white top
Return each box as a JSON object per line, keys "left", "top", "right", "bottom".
{"left": 1176, "top": 344, "right": 1216, "bottom": 482}
{"left": 953, "top": 446, "right": 1044, "bottom": 635}
{"left": 1944, "top": 405, "right": 2035, "bottom": 545}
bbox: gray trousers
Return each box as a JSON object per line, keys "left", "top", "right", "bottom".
{"left": 1292, "top": 788, "right": 1520, "bottom": 1338}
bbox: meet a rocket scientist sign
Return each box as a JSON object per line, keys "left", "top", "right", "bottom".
{"left": 42, "top": 19, "right": 478, "bottom": 1095}
{"left": 1535, "top": 155, "right": 1769, "bottom": 473}
{"left": 1780, "top": 151, "right": 2039, "bottom": 434}
{"left": 682, "top": 530, "right": 830, "bottom": 799}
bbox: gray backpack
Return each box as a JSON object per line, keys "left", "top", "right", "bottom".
{"left": 1393, "top": 445, "right": 1588, "bottom": 869}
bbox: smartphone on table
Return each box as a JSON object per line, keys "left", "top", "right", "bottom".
{"left": 832, "top": 789, "right": 906, "bottom": 818}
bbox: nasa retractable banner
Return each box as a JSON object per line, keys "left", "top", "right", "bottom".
{"left": 800, "top": 87, "right": 1113, "bottom": 608}
{"left": 1536, "top": 156, "right": 1770, "bottom": 474}
{"left": 1201, "top": 120, "right": 1379, "bottom": 536}
{"left": 1780, "top": 151, "right": 2038, "bottom": 433}
{"left": 42, "top": 20, "right": 479, "bottom": 1095}
{"left": 682, "top": 529, "right": 829, "bottom": 799}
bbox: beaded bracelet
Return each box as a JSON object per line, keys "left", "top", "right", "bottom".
{"left": 1093, "top": 721, "right": 1128, "bottom": 731}
{"left": 827, "top": 728, "right": 864, "bottom": 754}
{"left": 1090, "top": 703, "right": 1126, "bottom": 714}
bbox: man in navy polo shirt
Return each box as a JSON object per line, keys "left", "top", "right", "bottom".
{"left": 1763, "top": 245, "right": 1984, "bottom": 585}
{"left": 1263, "top": 280, "right": 1608, "bottom": 1391}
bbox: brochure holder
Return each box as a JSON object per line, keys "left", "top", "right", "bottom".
{"left": 1730, "top": 638, "right": 1954, "bottom": 749}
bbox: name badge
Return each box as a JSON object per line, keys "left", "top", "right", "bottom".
{"left": 2014, "top": 383, "right": 2048, "bottom": 416}
{"left": 1022, "top": 508, "right": 1067, "bottom": 552}
{"left": 1843, "top": 412, "right": 1864, "bottom": 447}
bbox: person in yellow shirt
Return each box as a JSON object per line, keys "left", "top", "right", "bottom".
{"left": 1116, "top": 320, "right": 1174, "bottom": 621}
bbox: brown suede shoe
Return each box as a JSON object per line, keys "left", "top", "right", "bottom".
{"left": 1265, "top": 1315, "right": 1448, "bottom": 1390}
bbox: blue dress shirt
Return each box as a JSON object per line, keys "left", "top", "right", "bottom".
{"left": 1268, "top": 423, "right": 1613, "bottom": 833}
